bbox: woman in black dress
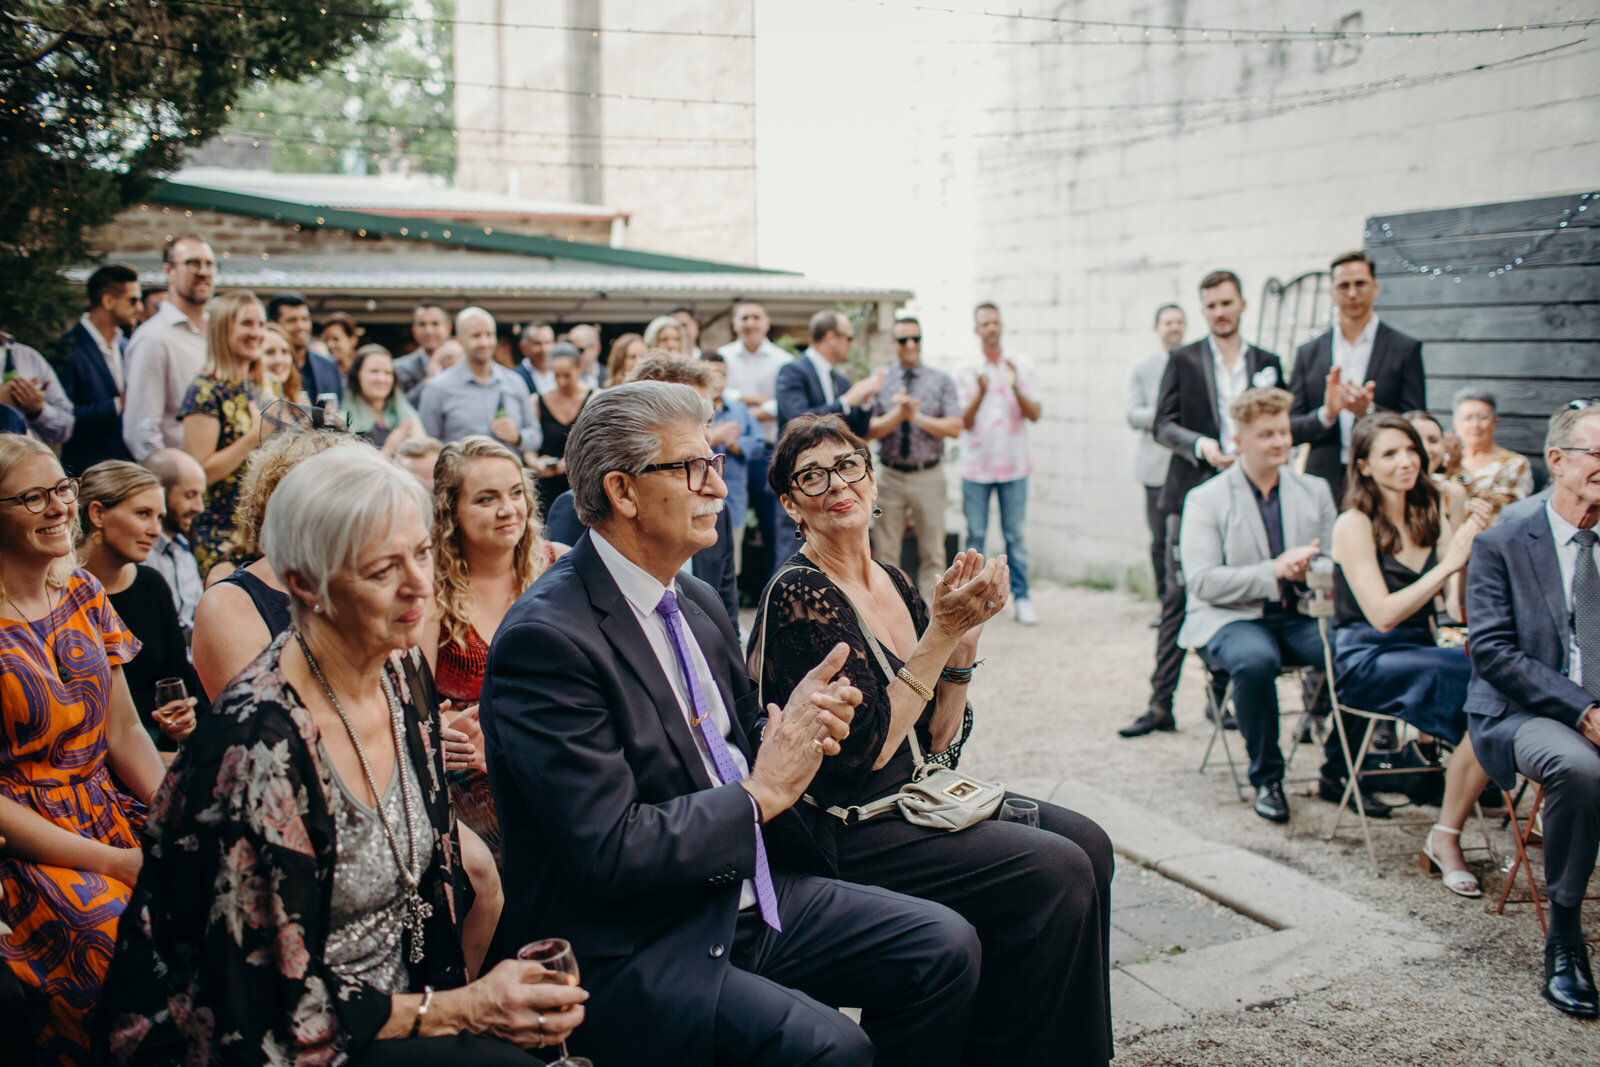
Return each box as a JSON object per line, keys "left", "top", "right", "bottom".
{"left": 76, "top": 461, "right": 201, "bottom": 755}
{"left": 749, "top": 414, "right": 1114, "bottom": 1067}
{"left": 530, "top": 347, "right": 593, "bottom": 520}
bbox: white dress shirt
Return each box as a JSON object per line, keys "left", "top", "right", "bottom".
{"left": 1547, "top": 502, "right": 1600, "bottom": 687}
{"left": 79, "top": 314, "right": 126, "bottom": 392}
{"left": 122, "top": 301, "right": 207, "bottom": 459}
{"left": 717, "top": 338, "right": 791, "bottom": 444}
{"left": 1207, "top": 337, "right": 1250, "bottom": 456}
{"left": 590, "top": 531, "right": 757, "bottom": 909}
{"left": 1323, "top": 314, "right": 1379, "bottom": 463}
{"left": 804, "top": 347, "right": 838, "bottom": 406}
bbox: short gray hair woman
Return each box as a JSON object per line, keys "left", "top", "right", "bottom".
{"left": 566, "top": 380, "right": 711, "bottom": 527}
{"left": 1450, "top": 386, "right": 1532, "bottom": 516}
{"left": 97, "top": 445, "right": 586, "bottom": 1066}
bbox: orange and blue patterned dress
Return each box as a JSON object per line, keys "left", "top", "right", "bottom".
{"left": 0, "top": 570, "right": 144, "bottom": 1067}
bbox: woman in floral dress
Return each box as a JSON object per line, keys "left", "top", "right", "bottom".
{"left": 95, "top": 445, "right": 582, "bottom": 1066}
{"left": 180, "top": 290, "right": 267, "bottom": 578}
{"left": 0, "top": 435, "right": 165, "bottom": 1067}
{"left": 1449, "top": 388, "right": 1532, "bottom": 519}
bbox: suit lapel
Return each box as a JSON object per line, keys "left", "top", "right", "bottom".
{"left": 1229, "top": 467, "right": 1271, "bottom": 559}
{"left": 1196, "top": 342, "right": 1219, "bottom": 432}
{"left": 1366, "top": 323, "right": 1392, "bottom": 398}
{"left": 575, "top": 539, "right": 718, "bottom": 792}
{"left": 76, "top": 324, "right": 120, "bottom": 397}
{"left": 1524, "top": 517, "right": 1571, "bottom": 653}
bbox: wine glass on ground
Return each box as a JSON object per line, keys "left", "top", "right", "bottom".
{"left": 1000, "top": 798, "right": 1040, "bottom": 827}
{"left": 517, "top": 938, "right": 593, "bottom": 1067}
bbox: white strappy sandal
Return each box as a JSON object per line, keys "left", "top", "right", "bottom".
{"left": 1420, "top": 823, "right": 1482, "bottom": 898}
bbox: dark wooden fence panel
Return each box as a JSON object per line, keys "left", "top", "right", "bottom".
{"left": 1367, "top": 191, "right": 1600, "bottom": 483}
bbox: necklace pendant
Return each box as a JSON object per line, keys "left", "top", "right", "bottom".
{"left": 403, "top": 890, "right": 433, "bottom": 964}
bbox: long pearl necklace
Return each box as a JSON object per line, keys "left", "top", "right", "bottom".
{"left": 294, "top": 630, "right": 433, "bottom": 963}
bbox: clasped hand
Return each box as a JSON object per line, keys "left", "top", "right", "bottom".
{"left": 930, "top": 549, "right": 1010, "bottom": 641}
{"left": 745, "top": 642, "right": 860, "bottom": 820}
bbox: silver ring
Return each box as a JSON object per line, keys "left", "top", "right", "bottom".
{"left": 538, "top": 1014, "right": 547, "bottom": 1030}
{"left": 809, "top": 738, "right": 826, "bottom": 756}
{"left": 985, "top": 600, "right": 997, "bottom": 610}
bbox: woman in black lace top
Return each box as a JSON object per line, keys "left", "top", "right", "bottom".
{"left": 748, "top": 414, "right": 1114, "bottom": 1067}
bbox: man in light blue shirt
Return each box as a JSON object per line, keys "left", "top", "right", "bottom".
{"left": 418, "top": 307, "right": 541, "bottom": 457}
{"left": 142, "top": 448, "right": 207, "bottom": 630}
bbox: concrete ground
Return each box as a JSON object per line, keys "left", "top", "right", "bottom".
{"left": 948, "top": 581, "right": 1599, "bottom": 1066}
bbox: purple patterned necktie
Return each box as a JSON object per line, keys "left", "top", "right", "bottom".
{"left": 656, "top": 590, "right": 781, "bottom": 930}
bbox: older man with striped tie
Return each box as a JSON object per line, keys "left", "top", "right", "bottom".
{"left": 478, "top": 380, "right": 980, "bottom": 1067}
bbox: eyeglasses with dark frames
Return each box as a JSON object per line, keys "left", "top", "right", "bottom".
{"left": 635, "top": 453, "right": 727, "bottom": 491}
{"left": 790, "top": 449, "right": 871, "bottom": 497}
{"left": 0, "top": 478, "right": 79, "bottom": 514}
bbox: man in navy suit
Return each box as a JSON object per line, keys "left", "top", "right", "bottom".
{"left": 1288, "top": 250, "right": 1426, "bottom": 504}
{"left": 266, "top": 292, "right": 343, "bottom": 402}
{"left": 1466, "top": 403, "right": 1600, "bottom": 1019}
{"left": 480, "top": 381, "right": 980, "bottom": 1066}
{"left": 58, "top": 263, "right": 142, "bottom": 475}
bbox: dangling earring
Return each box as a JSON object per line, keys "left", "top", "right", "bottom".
{"left": 871, "top": 504, "right": 883, "bottom": 519}
{"left": 91, "top": 529, "right": 104, "bottom": 547}
{"left": 793, "top": 525, "right": 805, "bottom": 540}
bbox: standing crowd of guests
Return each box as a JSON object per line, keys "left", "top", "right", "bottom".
{"left": 1121, "top": 251, "right": 1600, "bottom": 1021}
{"left": 0, "top": 231, "right": 1098, "bottom": 1067}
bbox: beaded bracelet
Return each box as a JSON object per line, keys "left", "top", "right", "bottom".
{"left": 939, "top": 658, "right": 984, "bottom": 685}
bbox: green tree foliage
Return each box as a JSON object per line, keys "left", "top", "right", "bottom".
{"left": 0, "top": 0, "right": 388, "bottom": 345}
{"left": 227, "top": 0, "right": 454, "bottom": 179}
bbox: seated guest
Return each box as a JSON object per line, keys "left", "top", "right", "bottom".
{"left": 76, "top": 461, "right": 202, "bottom": 757}
{"left": 1465, "top": 403, "right": 1600, "bottom": 1019}
{"left": 59, "top": 263, "right": 141, "bottom": 475}
{"left": 417, "top": 308, "right": 541, "bottom": 459}
{"left": 629, "top": 355, "right": 741, "bottom": 631}
{"left": 140, "top": 448, "right": 206, "bottom": 631}
{"left": 530, "top": 345, "right": 594, "bottom": 519}
{"left": 605, "top": 331, "right": 646, "bottom": 386}
{"left": 420, "top": 436, "right": 564, "bottom": 863}
{"left": 752, "top": 413, "right": 1114, "bottom": 1066}
{"left": 344, "top": 343, "right": 424, "bottom": 455}
{"left": 192, "top": 429, "right": 356, "bottom": 699}
{"left": 179, "top": 290, "right": 267, "bottom": 577}
{"left": 260, "top": 323, "right": 309, "bottom": 405}
{"left": 95, "top": 446, "right": 577, "bottom": 1064}
{"left": 1498, "top": 400, "right": 1595, "bottom": 526}
{"left": 1405, "top": 409, "right": 1469, "bottom": 527}
{"left": 1330, "top": 413, "right": 1493, "bottom": 896}
{"left": 394, "top": 434, "right": 444, "bottom": 493}
{"left": 1179, "top": 387, "right": 1337, "bottom": 824}
{"left": 479, "top": 382, "right": 982, "bottom": 1066}
{"left": 0, "top": 435, "right": 166, "bottom": 1066}
{"left": 1450, "top": 388, "right": 1532, "bottom": 517}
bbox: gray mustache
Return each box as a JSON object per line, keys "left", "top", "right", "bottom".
{"left": 693, "top": 499, "right": 725, "bottom": 518}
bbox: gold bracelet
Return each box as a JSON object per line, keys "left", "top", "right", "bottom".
{"left": 896, "top": 667, "right": 935, "bottom": 702}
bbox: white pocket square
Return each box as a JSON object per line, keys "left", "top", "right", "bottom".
{"left": 1251, "top": 367, "right": 1279, "bottom": 388}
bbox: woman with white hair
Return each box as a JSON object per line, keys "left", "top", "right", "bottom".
{"left": 97, "top": 445, "right": 585, "bottom": 1066}
{"left": 641, "top": 315, "right": 685, "bottom": 357}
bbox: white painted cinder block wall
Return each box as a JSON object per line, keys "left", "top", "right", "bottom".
{"left": 953, "top": 1, "right": 1600, "bottom": 588}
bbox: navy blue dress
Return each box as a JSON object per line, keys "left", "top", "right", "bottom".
{"left": 1332, "top": 547, "right": 1471, "bottom": 744}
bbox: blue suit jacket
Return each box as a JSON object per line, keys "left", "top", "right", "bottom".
{"left": 1464, "top": 506, "right": 1597, "bottom": 789}
{"left": 57, "top": 321, "right": 133, "bottom": 474}
{"left": 478, "top": 532, "right": 822, "bottom": 1065}
{"left": 300, "top": 351, "right": 344, "bottom": 403}
{"left": 775, "top": 353, "right": 871, "bottom": 437}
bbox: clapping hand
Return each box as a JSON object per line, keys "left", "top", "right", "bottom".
{"left": 1441, "top": 500, "right": 1493, "bottom": 572}
{"left": 0, "top": 375, "right": 45, "bottom": 417}
{"left": 1274, "top": 539, "right": 1321, "bottom": 582}
{"left": 929, "top": 549, "right": 1010, "bottom": 641}
{"left": 745, "top": 642, "right": 860, "bottom": 820}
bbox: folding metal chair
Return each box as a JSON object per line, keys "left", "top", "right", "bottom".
{"left": 1196, "top": 656, "right": 1325, "bottom": 801}
{"left": 1492, "top": 781, "right": 1600, "bottom": 939}
{"left": 1307, "top": 570, "right": 1497, "bottom": 875}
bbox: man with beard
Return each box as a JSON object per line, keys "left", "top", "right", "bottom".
{"left": 123, "top": 235, "right": 215, "bottom": 459}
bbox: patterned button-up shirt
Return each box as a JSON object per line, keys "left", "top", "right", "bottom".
{"left": 873, "top": 361, "right": 959, "bottom": 467}
{"left": 956, "top": 351, "right": 1040, "bottom": 483}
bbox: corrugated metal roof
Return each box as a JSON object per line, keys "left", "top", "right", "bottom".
{"left": 168, "top": 166, "right": 623, "bottom": 219}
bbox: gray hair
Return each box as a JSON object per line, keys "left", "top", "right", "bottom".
{"left": 566, "top": 381, "right": 712, "bottom": 527}
{"left": 1452, "top": 388, "right": 1497, "bottom": 413}
{"left": 261, "top": 444, "right": 433, "bottom": 622}
{"left": 1546, "top": 405, "right": 1600, "bottom": 454}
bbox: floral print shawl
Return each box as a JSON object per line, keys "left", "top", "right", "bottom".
{"left": 93, "top": 633, "right": 469, "bottom": 1066}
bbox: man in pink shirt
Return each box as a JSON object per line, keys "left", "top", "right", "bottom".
{"left": 958, "top": 302, "right": 1043, "bottom": 625}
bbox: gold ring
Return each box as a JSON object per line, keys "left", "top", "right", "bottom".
{"left": 809, "top": 738, "right": 826, "bottom": 756}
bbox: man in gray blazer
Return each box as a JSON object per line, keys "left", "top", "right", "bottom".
{"left": 1179, "top": 387, "right": 1337, "bottom": 823}
{"left": 1127, "top": 304, "right": 1186, "bottom": 603}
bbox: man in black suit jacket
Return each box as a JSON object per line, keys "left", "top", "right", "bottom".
{"left": 1121, "top": 270, "right": 1289, "bottom": 738}
{"left": 1288, "top": 250, "right": 1426, "bottom": 503}
{"left": 775, "top": 310, "right": 884, "bottom": 437}
{"left": 480, "top": 381, "right": 980, "bottom": 1066}
{"left": 267, "top": 291, "right": 344, "bottom": 402}
{"left": 58, "top": 264, "right": 142, "bottom": 474}
{"left": 1465, "top": 404, "right": 1600, "bottom": 1019}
